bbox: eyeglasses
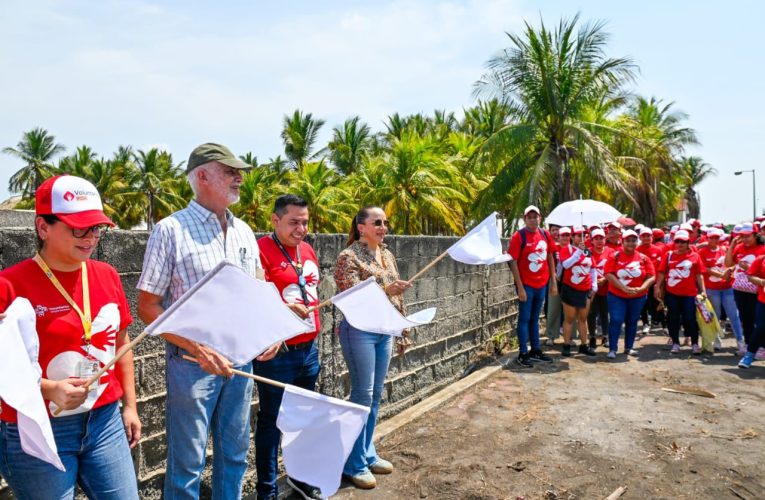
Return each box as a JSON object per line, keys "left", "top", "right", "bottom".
{"left": 71, "top": 225, "right": 109, "bottom": 238}
{"left": 368, "top": 219, "right": 390, "bottom": 228}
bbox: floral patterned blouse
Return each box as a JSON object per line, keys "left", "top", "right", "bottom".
{"left": 334, "top": 240, "right": 405, "bottom": 314}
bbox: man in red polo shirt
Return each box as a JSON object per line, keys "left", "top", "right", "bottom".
{"left": 508, "top": 205, "right": 558, "bottom": 367}
{"left": 254, "top": 194, "right": 322, "bottom": 499}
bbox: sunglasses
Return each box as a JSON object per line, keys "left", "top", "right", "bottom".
{"left": 675, "top": 239, "right": 689, "bottom": 244}
{"left": 368, "top": 219, "right": 390, "bottom": 228}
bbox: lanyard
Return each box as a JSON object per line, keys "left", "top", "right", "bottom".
{"left": 33, "top": 253, "right": 92, "bottom": 343}
{"left": 271, "top": 233, "right": 309, "bottom": 306}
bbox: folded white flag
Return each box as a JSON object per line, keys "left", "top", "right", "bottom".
{"left": 277, "top": 385, "right": 370, "bottom": 498}
{"left": 447, "top": 211, "right": 511, "bottom": 265}
{"left": 145, "top": 262, "right": 315, "bottom": 365}
{"left": 0, "top": 298, "right": 65, "bottom": 471}
{"left": 331, "top": 278, "right": 436, "bottom": 336}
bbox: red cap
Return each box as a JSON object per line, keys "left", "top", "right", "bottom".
{"left": 36, "top": 176, "right": 114, "bottom": 228}
{"left": 652, "top": 228, "right": 665, "bottom": 239}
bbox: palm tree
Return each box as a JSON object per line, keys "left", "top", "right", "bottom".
{"left": 281, "top": 110, "right": 325, "bottom": 167}
{"left": 289, "top": 160, "right": 352, "bottom": 232}
{"left": 239, "top": 152, "right": 258, "bottom": 168}
{"left": 3, "top": 127, "right": 66, "bottom": 197}
{"left": 327, "top": 116, "right": 371, "bottom": 175}
{"left": 120, "top": 148, "right": 186, "bottom": 229}
{"left": 472, "top": 14, "right": 637, "bottom": 217}
{"left": 234, "top": 166, "right": 284, "bottom": 230}
{"left": 57, "top": 145, "right": 98, "bottom": 178}
{"left": 681, "top": 156, "right": 716, "bottom": 219}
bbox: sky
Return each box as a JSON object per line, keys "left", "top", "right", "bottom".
{"left": 1, "top": 0, "right": 763, "bottom": 223}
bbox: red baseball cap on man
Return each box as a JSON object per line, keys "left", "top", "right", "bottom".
{"left": 652, "top": 228, "right": 665, "bottom": 239}
{"left": 36, "top": 175, "right": 115, "bottom": 228}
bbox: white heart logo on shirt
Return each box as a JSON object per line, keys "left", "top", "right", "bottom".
{"left": 668, "top": 259, "right": 693, "bottom": 287}
{"left": 617, "top": 261, "right": 643, "bottom": 286}
{"left": 528, "top": 240, "right": 548, "bottom": 272}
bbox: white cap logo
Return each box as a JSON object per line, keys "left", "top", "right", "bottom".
{"left": 51, "top": 176, "right": 103, "bottom": 214}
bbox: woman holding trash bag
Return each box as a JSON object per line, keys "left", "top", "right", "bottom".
{"left": 604, "top": 230, "right": 656, "bottom": 358}
{"left": 0, "top": 175, "right": 140, "bottom": 499}
{"left": 725, "top": 223, "right": 765, "bottom": 350}
{"left": 655, "top": 229, "right": 707, "bottom": 355}
{"left": 334, "top": 206, "right": 412, "bottom": 489}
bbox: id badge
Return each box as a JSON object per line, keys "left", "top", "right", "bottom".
{"left": 76, "top": 356, "right": 100, "bottom": 393}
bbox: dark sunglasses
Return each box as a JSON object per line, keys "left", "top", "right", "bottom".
{"left": 368, "top": 219, "right": 390, "bottom": 228}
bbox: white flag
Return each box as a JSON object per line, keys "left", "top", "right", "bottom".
{"left": 331, "top": 277, "right": 436, "bottom": 336}
{"left": 277, "top": 385, "right": 369, "bottom": 498}
{"left": 447, "top": 211, "right": 512, "bottom": 265}
{"left": 145, "top": 262, "right": 315, "bottom": 365}
{"left": 0, "top": 298, "right": 65, "bottom": 471}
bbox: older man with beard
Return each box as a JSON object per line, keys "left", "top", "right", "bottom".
{"left": 137, "top": 143, "right": 279, "bottom": 499}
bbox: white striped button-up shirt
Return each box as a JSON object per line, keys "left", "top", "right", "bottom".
{"left": 137, "top": 200, "right": 261, "bottom": 308}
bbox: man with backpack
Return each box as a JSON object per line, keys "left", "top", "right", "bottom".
{"left": 508, "top": 206, "right": 558, "bottom": 367}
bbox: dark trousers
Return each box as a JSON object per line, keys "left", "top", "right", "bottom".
{"left": 253, "top": 342, "right": 321, "bottom": 499}
{"left": 746, "top": 301, "right": 765, "bottom": 354}
{"left": 734, "top": 290, "right": 758, "bottom": 344}
{"left": 665, "top": 293, "right": 699, "bottom": 345}
{"left": 587, "top": 293, "right": 609, "bottom": 339}
{"left": 643, "top": 285, "right": 666, "bottom": 327}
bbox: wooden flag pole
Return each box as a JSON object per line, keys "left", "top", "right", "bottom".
{"left": 52, "top": 330, "right": 149, "bottom": 416}
{"left": 182, "top": 355, "right": 286, "bottom": 389}
{"left": 307, "top": 249, "right": 450, "bottom": 314}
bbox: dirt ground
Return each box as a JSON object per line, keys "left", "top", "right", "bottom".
{"left": 330, "top": 332, "right": 765, "bottom": 500}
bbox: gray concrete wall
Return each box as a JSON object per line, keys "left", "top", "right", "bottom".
{"left": 0, "top": 209, "right": 35, "bottom": 228}
{"left": 0, "top": 228, "right": 518, "bottom": 499}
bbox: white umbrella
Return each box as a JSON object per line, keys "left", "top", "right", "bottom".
{"left": 546, "top": 199, "right": 621, "bottom": 227}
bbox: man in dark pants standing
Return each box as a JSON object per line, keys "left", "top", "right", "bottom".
{"left": 254, "top": 194, "right": 323, "bottom": 500}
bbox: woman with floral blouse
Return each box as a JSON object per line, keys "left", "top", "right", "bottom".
{"left": 334, "top": 205, "right": 412, "bottom": 490}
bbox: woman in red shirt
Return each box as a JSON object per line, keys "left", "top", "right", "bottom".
{"left": 0, "top": 176, "right": 139, "bottom": 498}
{"left": 604, "top": 230, "right": 656, "bottom": 358}
{"left": 725, "top": 223, "right": 765, "bottom": 349}
{"left": 586, "top": 229, "right": 613, "bottom": 348}
{"left": 739, "top": 254, "right": 765, "bottom": 368}
{"left": 559, "top": 226, "right": 597, "bottom": 357}
{"left": 655, "top": 230, "right": 707, "bottom": 354}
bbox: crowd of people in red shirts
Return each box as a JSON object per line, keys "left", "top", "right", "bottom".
{"left": 507, "top": 205, "right": 765, "bottom": 369}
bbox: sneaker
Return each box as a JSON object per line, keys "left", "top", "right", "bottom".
{"left": 737, "top": 341, "right": 747, "bottom": 356}
{"left": 628, "top": 349, "right": 639, "bottom": 357}
{"left": 642, "top": 324, "right": 651, "bottom": 334}
{"left": 670, "top": 344, "right": 680, "bottom": 354}
{"left": 369, "top": 458, "right": 393, "bottom": 474}
{"left": 529, "top": 348, "right": 553, "bottom": 363}
{"left": 287, "top": 477, "right": 323, "bottom": 499}
{"left": 713, "top": 338, "right": 722, "bottom": 352}
{"left": 738, "top": 352, "right": 755, "bottom": 369}
{"left": 345, "top": 471, "right": 377, "bottom": 489}
{"left": 516, "top": 353, "right": 534, "bottom": 368}
{"left": 692, "top": 344, "right": 701, "bottom": 355}
{"left": 578, "top": 344, "right": 597, "bottom": 356}
{"left": 756, "top": 348, "right": 765, "bottom": 361}
{"left": 543, "top": 338, "right": 555, "bottom": 346}
{"left": 562, "top": 344, "right": 572, "bottom": 357}
{"left": 607, "top": 351, "right": 616, "bottom": 359}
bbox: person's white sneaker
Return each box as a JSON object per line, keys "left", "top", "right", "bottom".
{"left": 543, "top": 338, "right": 555, "bottom": 346}
{"left": 642, "top": 324, "right": 651, "bottom": 335}
{"left": 628, "top": 349, "right": 639, "bottom": 357}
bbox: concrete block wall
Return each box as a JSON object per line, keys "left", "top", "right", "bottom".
{"left": 0, "top": 227, "right": 518, "bottom": 499}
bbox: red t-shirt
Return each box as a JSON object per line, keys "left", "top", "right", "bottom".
{"left": 605, "top": 238, "right": 622, "bottom": 250}
{"left": 698, "top": 246, "right": 731, "bottom": 290}
{"left": 604, "top": 251, "right": 656, "bottom": 299}
{"left": 658, "top": 251, "right": 706, "bottom": 297}
{"left": 559, "top": 245, "right": 594, "bottom": 292}
{"left": 258, "top": 236, "right": 320, "bottom": 344}
{"left": 591, "top": 247, "right": 614, "bottom": 296}
{"left": 747, "top": 255, "right": 765, "bottom": 303}
{"left": 730, "top": 243, "right": 765, "bottom": 284}
{"left": 653, "top": 241, "right": 667, "bottom": 254}
{"left": 0, "top": 259, "right": 132, "bottom": 423}
{"left": 508, "top": 228, "right": 556, "bottom": 288}
{"left": 637, "top": 243, "right": 664, "bottom": 271}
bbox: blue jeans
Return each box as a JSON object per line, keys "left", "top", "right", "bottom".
{"left": 607, "top": 293, "right": 647, "bottom": 351}
{"left": 164, "top": 345, "right": 254, "bottom": 500}
{"left": 708, "top": 288, "right": 744, "bottom": 342}
{"left": 0, "top": 402, "right": 137, "bottom": 500}
{"left": 338, "top": 319, "right": 392, "bottom": 476}
{"left": 665, "top": 293, "right": 699, "bottom": 345}
{"left": 253, "top": 342, "right": 320, "bottom": 499}
{"left": 517, "top": 284, "right": 548, "bottom": 354}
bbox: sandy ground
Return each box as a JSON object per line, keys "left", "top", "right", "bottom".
{"left": 328, "top": 332, "right": 765, "bottom": 500}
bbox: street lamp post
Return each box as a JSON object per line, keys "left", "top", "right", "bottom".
{"left": 734, "top": 169, "right": 757, "bottom": 220}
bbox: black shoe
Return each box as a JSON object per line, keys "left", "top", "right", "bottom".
{"left": 562, "top": 344, "right": 572, "bottom": 357}
{"left": 287, "top": 477, "right": 322, "bottom": 500}
{"left": 589, "top": 337, "right": 597, "bottom": 349}
{"left": 578, "top": 344, "right": 597, "bottom": 356}
{"left": 529, "top": 348, "right": 553, "bottom": 363}
{"left": 516, "top": 353, "right": 534, "bottom": 367}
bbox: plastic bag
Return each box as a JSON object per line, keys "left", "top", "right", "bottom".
{"left": 695, "top": 296, "right": 722, "bottom": 353}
